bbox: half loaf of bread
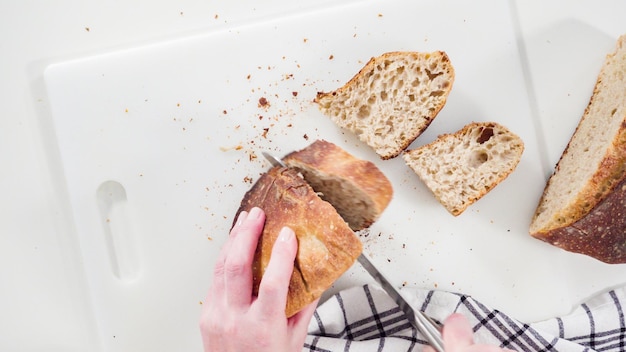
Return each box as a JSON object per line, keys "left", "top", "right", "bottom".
{"left": 234, "top": 140, "right": 393, "bottom": 316}
{"left": 314, "top": 51, "right": 455, "bottom": 160}
{"left": 529, "top": 35, "right": 626, "bottom": 264}
{"left": 283, "top": 139, "right": 393, "bottom": 231}
{"left": 403, "top": 122, "right": 524, "bottom": 216}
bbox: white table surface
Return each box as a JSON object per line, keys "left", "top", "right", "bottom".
{"left": 2, "top": 1, "right": 625, "bottom": 351}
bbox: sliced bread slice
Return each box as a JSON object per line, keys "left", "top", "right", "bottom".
{"left": 403, "top": 122, "right": 524, "bottom": 216}
{"left": 314, "top": 51, "right": 455, "bottom": 159}
{"left": 529, "top": 35, "right": 626, "bottom": 264}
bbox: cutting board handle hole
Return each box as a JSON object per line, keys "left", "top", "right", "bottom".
{"left": 96, "top": 180, "right": 141, "bottom": 282}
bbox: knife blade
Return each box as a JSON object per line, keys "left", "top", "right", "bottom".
{"left": 357, "top": 253, "right": 444, "bottom": 351}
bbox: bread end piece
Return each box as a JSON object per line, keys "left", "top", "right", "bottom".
{"left": 315, "top": 51, "right": 455, "bottom": 159}
{"left": 283, "top": 139, "right": 393, "bottom": 230}
{"left": 235, "top": 167, "right": 362, "bottom": 317}
{"left": 529, "top": 34, "right": 626, "bottom": 263}
{"left": 403, "top": 122, "right": 524, "bottom": 216}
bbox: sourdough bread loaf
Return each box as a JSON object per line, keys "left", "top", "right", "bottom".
{"left": 314, "top": 51, "right": 455, "bottom": 160}
{"left": 234, "top": 141, "right": 393, "bottom": 316}
{"left": 403, "top": 122, "right": 524, "bottom": 216}
{"left": 529, "top": 35, "right": 626, "bottom": 264}
{"left": 236, "top": 167, "right": 362, "bottom": 317}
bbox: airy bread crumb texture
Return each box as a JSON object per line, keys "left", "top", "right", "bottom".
{"left": 404, "top": 122, "right": 524, "bottom": 216}
{"left": 315, "top": 51, "right": 454, "bottom": 159}
{"left": 530, "top": 35, "right": 626, "bottom": 234}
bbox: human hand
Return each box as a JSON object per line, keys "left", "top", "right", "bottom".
{"left": 423, "top": 313, "right": 515, "bottom": 352}
{"left": 200, "top": 207, "right": 318, "bottom": 352}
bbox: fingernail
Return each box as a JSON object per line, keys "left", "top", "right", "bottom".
{"left": 236, "top": 211, "right": 248, "bottom": 226}
{"left": 248, "top": 207, "right": 262, "bottom": 220}
{"left": 278, "top": 227, "right": 294, "bottom": 242}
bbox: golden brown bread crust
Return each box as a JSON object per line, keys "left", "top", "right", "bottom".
{"left": 235, "top": 167, "right": 362, "bottom": 317}
{"left": 282, "top": 139, "right": 393, "bottom": 230}
{"left": 532, "top": 176, "right": 626, "bottom": 264}
{"left": 532, "top": 96, "right": 626, "bottom": 233}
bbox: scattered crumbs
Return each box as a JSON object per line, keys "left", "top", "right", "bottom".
{"left": 402, "top": 243, "right": 406, "bottom": 249}
{"left": 199, "top": 301, "right": 203, "bottom": 305}
{"left": 387, "top": 258, "right": 391, "bottom": 262}
{"left": 377, "top": 13, "right": 383, "bottom": 17}
{"left": 249, "top": 151, "right": 258, "bottom": 162}
{"left": 214, "top": 14, "right": 219, "bottom": 19}
{"left": 329, "top": 54, "right": 334, "bottom": 60}
{"left": 106, "top": 218, "right": 111, "bottom": 223}
{"left": 258, "top": 97, "right": 270, "bottom": 108}
{"left": 85, "top": 27, "right": 90, "bottom": 32}
{"left": 388, "top": 234, "right": 394, "bottom": 240}
{"left": 303, "top": 38, "right": 308, "bottom": 43}
{"left": 451, "top": 281, "right": 455, "bottom": 286}
{"left": 287, "top": 123, "right": 293, "bottom": 128}
{"left": 402, "top": 281, "right": 407, "bottom": 287}
{"left": 235, "top": 145, "right": 243, "bottom": 150}
{"left": 125, "top": 108, "right": 128, "bottom": 113}
{"left": 177, "top": 103, "right": 181, "bottom": 107}
{"left": 198, "top": 100, "right": 202, "bottom": 104}
{"left": 303, "top": 133, "right": 309, "bottom": 140}
{"left": 246, "top": 74, "right": 251, "bottom": 80}
{"left": 507, "top": 229, "right": 511, "bottom": 232}
{"left": 292, "top": 91, "right": 298, "bottom": 97}
{"left": 222, "top": 110, "right": 228, "bottom": 115}
{"left": 180, "top": 11, "right": 184, "bottom": 16}
{"left": 258, "top": 115, "right": 264, "bottom": 120}
{"left": 243, "top": 176, "right": 253, "bottom": 184}
{"left": 262, "top": 127, "right": 269, "bottom": 138}
{"left": 139, "top": 173, "right": 144, "bottom": 177}
{"left": 434, "top": 283, "right": 438, "bottom": 288}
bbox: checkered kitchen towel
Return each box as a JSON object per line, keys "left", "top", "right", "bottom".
{"left": 305, "top": 284, "right": 626, "bottom": 351}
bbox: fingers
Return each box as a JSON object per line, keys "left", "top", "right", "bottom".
{"left": 210, "top": 210, "right": 249, "bottom": 302}
{"left": 223, "top": 207, "right": 266, "bottom": 308}
{"left": 256, "top": 226, "right": 298, "bottom": 317}
{"left": 288, "top": 298, "right": 320, "bottom": 347}
{"left": 443, "top": 313, "right": 475, "bottom": 350}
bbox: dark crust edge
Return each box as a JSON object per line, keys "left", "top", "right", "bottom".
{"left": 531, "top": 175, "right": 626, "bottom": 264}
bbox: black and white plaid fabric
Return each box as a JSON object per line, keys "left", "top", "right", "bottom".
{"left": 305, "top": 284, "right": 626, "bottom": 351}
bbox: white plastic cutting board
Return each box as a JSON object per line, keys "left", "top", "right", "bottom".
{"left": 43, "top": 0, "right": 626, "bottom": 351}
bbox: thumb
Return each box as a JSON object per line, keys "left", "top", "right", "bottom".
{"left": 443, "top": 313, "right": 475, "bottom": 349}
